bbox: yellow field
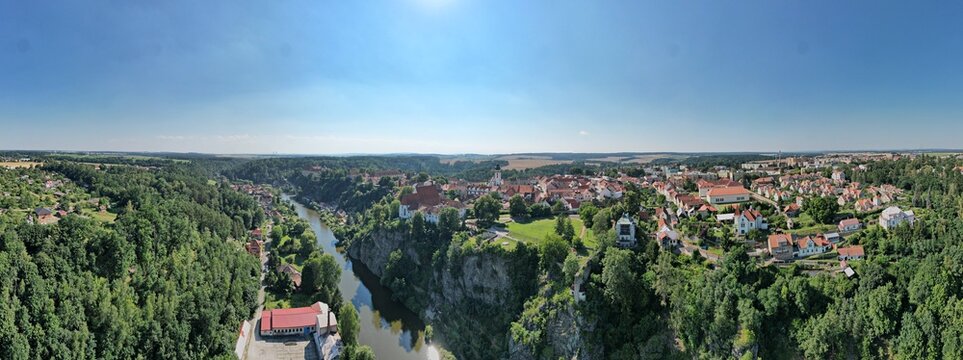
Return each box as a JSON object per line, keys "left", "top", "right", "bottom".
{"left": 0, "top": 161, "right": 42, "bottom": 169}
{"left": 625, "top": 154, "right": 689, "bottom": 164}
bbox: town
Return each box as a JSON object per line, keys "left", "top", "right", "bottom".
{"left": 328, "top": 152, "right": 924, "bottom": 279}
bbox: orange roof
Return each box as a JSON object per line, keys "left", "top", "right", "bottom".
{"left": 768, "top": 233, "right": 793, "bottom": 249}
{"left": 838, "top": 245, "right": 865, "bottom": 258}
{"left": 707, "top": 186, "right": 749, "bottom": 197}
{"left": 400, "top": 185, "right": 443, "bottom": 208}
{"left": 839, "top": 218, "right": 860, "bottom": 226}
{"left": 261, "top": 302, "right": 326, "bottom": 332}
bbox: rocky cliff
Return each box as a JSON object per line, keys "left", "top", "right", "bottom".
{"left": 347, "top": 229, "right": 539, "bottom": 360}
{"left": 506, "top": 293, "right": 598, "bottom": 360}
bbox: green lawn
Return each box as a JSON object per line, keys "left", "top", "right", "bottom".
{"left": 506, "top": 218, "right": 557, "bottom": 244}
{"left": 505, "top": 216, "right": 598, "bottom": 249}
{"left": 83, "top": 209, "right": 117, "bottom": 223}
{"left": 264, "top": 291, "right": 316, "bottom": 310}
{"left": 788, "top": 213, "right": 837, "bottom": 235}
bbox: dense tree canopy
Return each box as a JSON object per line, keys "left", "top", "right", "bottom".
{"left": 0, "top": 162, "right": 261, "bottom": 359}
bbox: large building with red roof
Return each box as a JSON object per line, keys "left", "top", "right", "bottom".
{"left": 260, "top": 301, "right": 338, "bottom": 337}
{"left": 705, "top": 186, "right": 751, "bottom": 205}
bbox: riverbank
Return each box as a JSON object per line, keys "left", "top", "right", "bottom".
{"left": 284, "top": 195, "right": 447, "bottom": 360}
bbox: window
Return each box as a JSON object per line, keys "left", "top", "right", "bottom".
{"left": 619, "top": 224, "right": 631, "bottom": 236}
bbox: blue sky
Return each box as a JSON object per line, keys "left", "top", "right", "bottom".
{"left": 2, "top": 0, "right": 962, "bottom": 154}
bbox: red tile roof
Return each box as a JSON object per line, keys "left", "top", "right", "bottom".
{"left": 707, "top": 186, "right": 749, "bottom": 197}
{"left": 400, "top": 185, "right": 443, "bottom": 208}
{"left": 260, "top": 302, "right": 326, "bottom": 333}
{"left": 768, "top": 233, "right": 793, "bottom": 249}
{"left": 838, "top": 245, "right": 865, "bottom": 258}
{"left": 839, "top": 218, "right": 860, "bottom": 227}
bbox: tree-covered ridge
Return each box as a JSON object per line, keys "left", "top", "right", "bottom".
{"left": 0, "top": 162, "right": 261, "bottom": 359}
{"left": 221, "top": 156, "right": 490, "bottom": 212}
{"left": 221, "top": 156, "right": 505, "bottom": 184}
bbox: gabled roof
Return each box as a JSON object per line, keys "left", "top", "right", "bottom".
{"left": 707, "top": 186, "right": 750, "bottom": 197}
{"left": 400, "top": 185, "right": 443, "bottom": 208}
{"left": 260, "top": 302, "right": 328, "bottom": 332}
{"left": 838, "top": 245, "right": 865, "bottom": 258}
{"left": 839, "top": 218, "right": 860, "bottom": 227}
{"left": 768, "top": 233, "right": 793, "bottom": 249}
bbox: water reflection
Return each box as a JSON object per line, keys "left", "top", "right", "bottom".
{"left": 284, "top": 196, "right": 444, "bottom": 360}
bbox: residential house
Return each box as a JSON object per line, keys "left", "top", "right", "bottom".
{"left": 837, "top": 245, "right": 865, "bottom": 261}
{"left": 33, "top": 207, "right": 57, "bottom": 225}
{"left": 563, "top": 198, "right": 581, "bottom": 213}
{"left": 783, "top": 203, "right": 801, "bottom": 217}
{"left": 768, "top": 233, "right": 794, "bottom": 261}
{"left": 831, "top": 170, "right": 847, "bottom": 183}
{"left": 656, "top": 226, "right": 680, "bottom": 249}
{"left": 614, "top": 213, "right": 637, "bottom": 247}
{"left": 878, "top": 206, "right": 915, "bottom": 230}
{"left": 696, "top": 204, "right": 717, "bottom": 218}
{"left": 734, "top": 208, "right": 768, "bottom": 236}
{"left": 795, "top": 234, "right": 831, "bottom": 257}
{"left": 854, "top": 198, "right": 875, "bottom": 213}
{"left": 423, "top": 200, "right": 468, "bottom": 224}
{"left": 278, "top": 264, "right": 303, "bottom": 289}
{"left": 838, "top": 218, "right": 862, "bottom": 233}
{"left": 245, "top": 239, "right": 264, "bottom": 258}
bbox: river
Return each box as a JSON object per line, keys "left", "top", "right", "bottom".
{"left": 285, "top": 197, "right": 442, "bottom": 360}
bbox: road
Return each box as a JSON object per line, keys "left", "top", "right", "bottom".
{"left": 748, "top": 189, "right": 778, "bottom": 207}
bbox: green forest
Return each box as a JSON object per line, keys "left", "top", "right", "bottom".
{"left": 6, "top": 154, "right": 963, "bottom": 359}
{"left": 0, "top": 161, "right": 262, "bottom": 359}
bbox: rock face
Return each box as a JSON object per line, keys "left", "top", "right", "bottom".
{"left": 506, "top": 296, "right": 596, "bottom": 360}
{"left": 348, "top": 229, "right": 533, "bottom": 311}
{"left": 346, "top": 229, "right": 539, "bottom": 360}
{"left": 546, "top": 305, "right": 583, "bottom": 358}
{"left": 346, "top": 230, "right": 406, "bottom": 277}
{"left": 433, "top": 251, "right": 516, "bottom": 308}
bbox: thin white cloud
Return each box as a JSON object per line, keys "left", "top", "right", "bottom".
{"left": 213, "top": 134, "right": 252, "bottom": 142}
{"left": 579, "top": 130, "right": 589, "bottom": 136}
{"left": 156, "top": 135, "right": 188, "bottom": 141}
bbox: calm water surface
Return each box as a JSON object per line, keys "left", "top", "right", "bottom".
{"left": 285, "top": 196, "right": 443, "bottom": 360}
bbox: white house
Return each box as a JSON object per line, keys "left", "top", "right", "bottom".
{"left": 705, "top": 187, "right": 751, "bottom": 205}
{"left": 614, "top": 213, "right": 637, "bottom": 247}
{"left": 838, "top": 218, "right": 862, "bottom": 233}
{"left": 837, "top": 245, "right": 865, "bottom": 261}
{"left": 656, "top": 226, "right": 680, "bottom": 249}
{"left": 831, "top": 170, "right": 846, "bottom": 183}
{"left": 423, "top": 201, "right": 468, "bottom": 224}
{"left": 794, "top": 234, "right": 831, "bottom": 258}
{"left": 878, "top": 206, "right": 915, "bottom": 230}
{"left": 733, "top": 208, "right": 768, "bottom": 236}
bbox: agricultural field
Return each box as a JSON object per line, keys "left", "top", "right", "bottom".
{"left": 501, "top": 158, "right": 573, "bottom": 170}
{"left": 0, "top": 161, "right": 42, "bottom": 169}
